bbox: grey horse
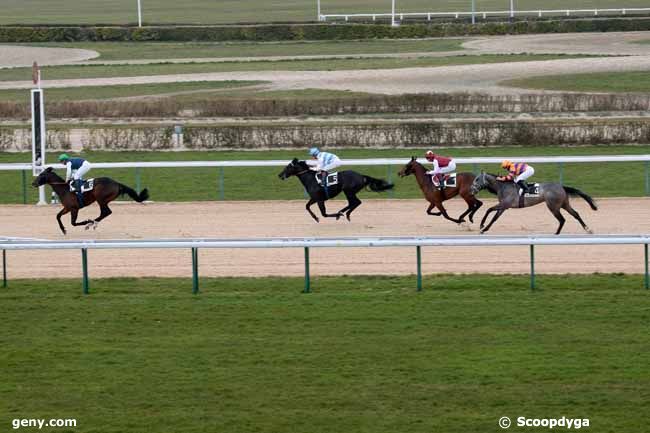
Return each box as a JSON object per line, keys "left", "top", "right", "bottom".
{"left": 470, "top": 172, "right": 598, "bottom": 235}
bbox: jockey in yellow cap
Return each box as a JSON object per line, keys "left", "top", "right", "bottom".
{"left": 497, "top": 160, "right": 535, "bottom": 195}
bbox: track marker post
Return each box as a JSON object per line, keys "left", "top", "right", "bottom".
{"left": 416, "top": 245, "right": 422, "bottom": 291}
{"left": 643, "top": 244, "right": 650, "bottom": 290}
{"left": 2, "top": 249, "right": 7, "bottom": 288}
{"left": 192, "top": 248, "right": 199, "bottom": 294}
{"left": 530, "top": 244, "right": 536, "bottom": 290}
{"left": 218, "top": 167, "right": 225, "bottom": 200}
{"left": 303, "top": 247, "right": 311, "bottom": 293}
{"left": 81, "top": 249, "right": 89, "bottom": 295}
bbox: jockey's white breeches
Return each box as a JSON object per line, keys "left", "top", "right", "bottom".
{"left": 427, "top": 160, "right": 456, "bottom": 175}
{"left": 514, "top": 166, "right": 534, "bottom": 183}
{"left": 72, "top": 161, "right": 91, "bottom": 180}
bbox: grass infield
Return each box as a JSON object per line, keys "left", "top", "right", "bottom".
{"left": 504, "top": 71, "right": 650, "bottom": 93}
{"left": 1, "top": 274, "right": 649, "bottom": 432}
{"left": 0, "top": 145, "right": 649, "bottom": 204}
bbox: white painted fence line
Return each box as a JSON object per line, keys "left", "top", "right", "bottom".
{"left": 1, "top": 235, "right": 649, "bottom": 293}
{"left": 1, "top": 155, "right": 649, "bottom": 171}
{"left": 1, "top": 234, "right": 649, "bottom": 250}
{"left": 320, "top": 7, "right": 650, "bottom": 21}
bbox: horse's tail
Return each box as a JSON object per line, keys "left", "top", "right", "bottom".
{"left": 364, "top": 176, "right": 394, "bottom": 192}
{"left": 119, "top": 183, "right": 149, "bottom": 203}
{"left": 563, "top": 186, "right": 597, "bottom": 210}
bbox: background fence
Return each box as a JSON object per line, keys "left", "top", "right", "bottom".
{"left": 1, "top": 155, "right": 649, "bottom": 204}
{"left": 1, "top": 235, "right": 648, "bottom": 293}
{"left": 319, "top": 1, "right": 650, "bottom": 23}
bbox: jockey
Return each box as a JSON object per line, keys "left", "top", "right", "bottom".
{"left": 497, "top": 160, "right": 535, "bottom": 194}
{"left": 308, "top": 147, "right": 342, "bottom": 184}
{"left": 59, "top": 153, "right": 91, "bottom": 204}
{"left": 425, "top": 150, "right": 456, "bottom": 190}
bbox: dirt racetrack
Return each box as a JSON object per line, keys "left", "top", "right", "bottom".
{"left": 1, "top": 198, "right": 648, "bottom": 280}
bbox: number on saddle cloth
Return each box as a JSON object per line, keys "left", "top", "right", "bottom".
{"left": 69, "top": 179, "right": 95, "bottom": 193}
{"left": 524, "top": 183, "right": 540, "bottom": 196}
{"left": 315, "top": 172, "right": 339, "bottom": 187}
{"left": 431, "top": 173, "right": 456, "bottom": 187}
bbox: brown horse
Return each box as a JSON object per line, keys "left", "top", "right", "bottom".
{"left": 398, "top": 157, "right": 483, "bottom": 224}
{"left": 32, "top": 167, "right": 149, "bottom": 234}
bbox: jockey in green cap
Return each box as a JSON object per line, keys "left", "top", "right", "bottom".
{"left": 58, "top": 154, "right": 91, "bottom": 205}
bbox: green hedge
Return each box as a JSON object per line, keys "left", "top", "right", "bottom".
{"left": 2, "top": 18, "right": 650, "bottom": 42}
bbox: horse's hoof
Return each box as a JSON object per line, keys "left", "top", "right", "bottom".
{"left": 586, "top": 227, "right": 593, "bottom": 234}
{"left": 346, "top": 215, "right": 351, "bottom": 222}
{"left": 93, "top": 222, "right": 98, "bottom": 230}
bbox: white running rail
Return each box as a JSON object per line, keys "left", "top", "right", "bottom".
{"left": 1, "top": 235, "right": 649, "bottom": 293}
{"left": 320, "top": 7, "right": 650, "bottom": 22}
{"left": 1, "top": 155, "right": 650, "bottom": 171}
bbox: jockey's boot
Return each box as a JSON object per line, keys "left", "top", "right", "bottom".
{"left": 516, "top": 180, "right": 529, "bottom": 195}
{"left": 320, "top": 170, "right": 329, "bottom": 187}
{"left": 437, "top": 174, "right": 446, "bottom": 191}
{"left": 74, "top": 179, "right": 84, "bottom": 206}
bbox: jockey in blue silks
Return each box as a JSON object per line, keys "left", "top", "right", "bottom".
{"left": 307, "top": 147, "right": 342, "bottom": 185}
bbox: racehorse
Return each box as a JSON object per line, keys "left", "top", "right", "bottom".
{"left": 398, "top": 157, "right": 483, "bottom": 224}
{"left": 278, "top": 158, "right": 394, "bottom": 222}
{"left": 470, "top": 172, "right": 597, "bottom": 234}
{"left": 32, "top": 167, "right": 149, "bottom": 234}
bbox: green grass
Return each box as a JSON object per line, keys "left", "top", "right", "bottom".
{"left": 1, "top": 146, "right": 649, "bottom": 204}
{"left": 22, "top": 39, "right": 465, "bottom": 61}
{"left": 0, "top": 80, "right": 265, "bottom": 102}
{"left": 504, "top": 71, "right": 650, "bottom": 93}
{"left": 1, "top": 274, "right": 649, "bottom": 433}
{"left": 3, "top": 0, "right": 650, "bottom": 24}
{"left": 0, "top": 54, "right": 585, "bottom": 82}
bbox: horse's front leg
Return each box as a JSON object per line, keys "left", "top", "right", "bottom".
{"left": 426, "top": 203, "right": 441, "bottom": 216}
{"left": 56, "top": 208, "right": 70, "bottom": 235}
{"left": 480, "top": 205, "right": 498, "bottom": 229}
{"left": 70, "top": 209, "right": 93, "bottom": 229}
{"left": 480, "top": 208, "right": 506, "bottom": 234}
{"left": 437, "top": 202, "right": 464, "bottom": 224}
{"left": 306, "top": 199, "right": 319, "bottom": 222}
{"left": 317, "top": 201, "right": 342, "bottom": 220}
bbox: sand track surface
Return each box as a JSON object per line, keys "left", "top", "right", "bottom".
{"left": 1, "top": 198, "right": 648, "bottom": 279}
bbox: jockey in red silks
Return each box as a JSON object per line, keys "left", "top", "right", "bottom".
{"left": 425, "top": 150, "right": 456, "bottom": 190}
{"left": 497, "top": 160, "right": 535, "bottom": 195}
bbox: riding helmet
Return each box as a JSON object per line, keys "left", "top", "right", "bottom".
{"left": 501, "top": 160, "right": 512, "bottom": 169}
{"left": 425, "top": 150, "right": 435, "bottom": 161}
{"left": 58, "top": 153, "right": 70, "bottom": 162}
{"left": 309, "top": 147, "right": 320, "bottom": 157}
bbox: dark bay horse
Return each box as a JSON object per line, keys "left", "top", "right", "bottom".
{"left": 32, "top": 167, "right": 149, "bottom": 234}
{"left": 470, "top": 172, "right": 597, "bottom": 234}
{"left": 398, "top": 157, "right": 483, "bottom": 224}
{"left": 278, "top": 158, "right": 394, "bottom": 222}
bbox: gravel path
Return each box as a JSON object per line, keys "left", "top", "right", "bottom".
{"left": 1, "top": 32, "right": 650, "bottom": 94}
{"left": 0, "top": 45, "right": 98, "bottom": 68}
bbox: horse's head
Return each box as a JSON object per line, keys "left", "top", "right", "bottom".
{"left": 32, "top": 167, "right": 56, "bottom": 187}
{"left": 398, "top": 157, "right": 419, "bottom": 178}
{"left": 278, "top": 158, "right": 309, "bottom": 180}
{"left": 470, "top": 171, "right": 492, "bottom": 195}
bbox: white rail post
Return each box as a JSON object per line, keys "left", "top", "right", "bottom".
{"left": 391, "top": 0, "right": 397, "bottom": 27}
{"left": 471, "top": 0, "right": 476, "bottom": 24}
{"left": 317, "top": 0, "right": 321, "bottom": 21}
{"left": 510, "top": 0, "right": 515, "bottom": 18}
{"left": 137, "top": 0, "right": 142, "bottom": 27}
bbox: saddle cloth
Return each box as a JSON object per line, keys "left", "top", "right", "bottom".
{"left": 523, "top": 183, "right": 540, "bottom": 196}
{"left": 316, "top": 172, "right": 339, "bottom": 186}
{"left": 431, "top": 173, "right": 457, "bottom": 188}
{"left": 70, "top": 179, "right": 95, "bottom": 193}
